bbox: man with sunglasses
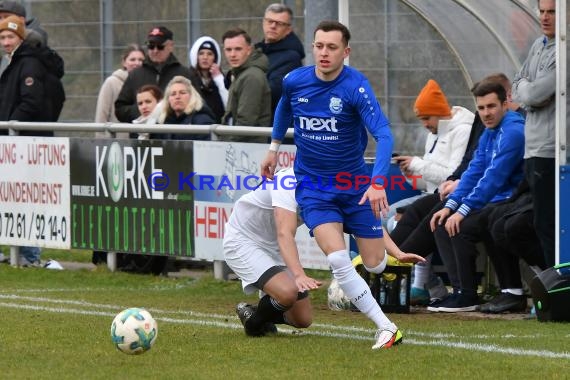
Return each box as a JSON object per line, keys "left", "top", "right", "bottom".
{"left": 115, "top": 25, "right": 192, "bottom": 122}
{"left": 255, "top": 3, "right": 304, "bottom": 116}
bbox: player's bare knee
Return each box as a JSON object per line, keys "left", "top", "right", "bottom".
{"left": 292, "top": 315, "right": 312, "bottom": 328}
{"left": 274, "top": 285, "right": 299, "bottom": 307}
{"left": 266, "top": 279, "right": 299, "bottom": 307}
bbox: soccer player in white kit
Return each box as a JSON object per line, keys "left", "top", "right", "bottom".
{"left": 224, "top": 168, "right": 321, "bottom": 336}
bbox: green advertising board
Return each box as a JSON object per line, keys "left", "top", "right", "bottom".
{"left": 70, "top": 139, "right": 194, "bottom": 256}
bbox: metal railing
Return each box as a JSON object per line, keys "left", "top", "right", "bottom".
{"left": 0, "top": 121, "right": 293, "bottom": 272}
{"left": 0, "top": 121, "right": 294, "bottom": 139}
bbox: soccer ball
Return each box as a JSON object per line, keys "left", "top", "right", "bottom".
{"left": 111, "top": 307, "right": 158, "bottom": 355}
{"left": 327, "top": 278, "right": 352, "bottom": 311}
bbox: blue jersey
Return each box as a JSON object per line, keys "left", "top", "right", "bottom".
{"left": 272, "top": 65, "right": 393, "bottom": 192}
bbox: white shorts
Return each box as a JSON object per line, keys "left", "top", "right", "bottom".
{"left": 223, "top": 225, "right": 285, "bottom": 295}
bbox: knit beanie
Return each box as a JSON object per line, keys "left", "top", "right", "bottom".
{"left": 198, "top": 40, "right": 218, "bottom": 63}
{"left": 414, "top": 79, "right": 451, "bottom": 117}
{"left": 0, "top": 14, "right": 24, "bottom": 40}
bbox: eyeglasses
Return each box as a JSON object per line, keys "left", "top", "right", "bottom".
{"left": 263, "top": 18, "right": 290, "bottom": 27}
{"left": 147, "top": 43, "right": 165, "bottom": 51}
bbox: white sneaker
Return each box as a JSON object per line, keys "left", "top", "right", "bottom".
{"left": 44, "top": 259, "right": 64, "bottom": 270}
{"left": 372, "top": 326, "right": 403, "bottom": 349}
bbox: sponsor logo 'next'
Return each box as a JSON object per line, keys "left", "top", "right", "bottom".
{"left": 299, "top": 116, "right": 338, "bottom": 132}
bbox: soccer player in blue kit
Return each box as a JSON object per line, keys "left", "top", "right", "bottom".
{"left": 261, "top": 20, "right": 424, "bottom": 349}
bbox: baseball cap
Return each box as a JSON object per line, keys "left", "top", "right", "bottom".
{"left": 147, "top": 26, "right": 173, "bottom": 45}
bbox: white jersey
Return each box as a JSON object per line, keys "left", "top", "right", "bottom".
{"left": 226, "top": 168, "right": 297, "bottom": 252}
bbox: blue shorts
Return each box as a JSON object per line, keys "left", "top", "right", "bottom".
{"left": 295, "top": 186, "right": 383, "bottom": 238}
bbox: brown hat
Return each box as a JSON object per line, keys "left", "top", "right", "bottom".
{"left": 414, "top": 79, "right": 451, "bottom": 117}
{"left": 0, "top": 14, "right": 25, "bottom": 40}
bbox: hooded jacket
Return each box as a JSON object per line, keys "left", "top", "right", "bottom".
{"left": 407, "top": 106, "right": 474, "bottom": 193}
{"left": 0, "top": 40, "right": 64, "bottom": 132}
{"left": 188, "top": 36, "right": 227, "bottom": 123}
{"left": 115, "top": 53, "right": 192, "bottom": 122}
{"left": 223, "top": 49, "right": 271, "bottom": 134}
{"left": 255, "top": 32, "right": 305, "bottom": 112}
{"left": 95, "top": 69, "right": 127, "bottom": 123}
{"left": 445, "top": 110, "right": 525, "bottom": 216}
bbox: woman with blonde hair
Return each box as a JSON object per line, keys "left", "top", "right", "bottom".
{"left": 155, "top": 75, "right": 216, "bottom": 140}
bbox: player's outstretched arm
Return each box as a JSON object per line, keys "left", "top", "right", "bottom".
{"left": 274, "top": 207, "right": 322, "bottom": 292}
{"left": 260, "top": 140, "right": 281, "bottom": 179}
{"left": 384, "top": 231, "right": 426, "bottom": 264}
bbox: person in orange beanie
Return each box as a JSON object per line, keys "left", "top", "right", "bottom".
{"left": 389, "top": 78, "right": 474, "bottom": 305}
{"left": 393, "top": 79, "right": 473, "bottom": 195}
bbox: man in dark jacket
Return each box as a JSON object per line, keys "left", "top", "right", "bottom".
{"left": 0, "top": 0, "right": 49, "bottom": 76}
{"left": 115, "top": 26, "right": 192, "bottom": 122}
{"left": 255, "top": 3, "right": 304, "bottom": 115}
{"left": 0, "top": 15, "right": 62, "bottom": 126}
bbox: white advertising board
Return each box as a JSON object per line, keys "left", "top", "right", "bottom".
{"left": 193, "top": 141, "right": 334, "bottom": 270}
{"left": 0, "top": 137, "right": 70, "bottom": 249}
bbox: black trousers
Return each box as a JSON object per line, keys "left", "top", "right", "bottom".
{"left": 484, "top": 193, "right": 546, "bottom": 290}
{"left": 433, "top": 209, "right": 492, "bottom": 294}
{"left": 525, "top": 157, "right": 555, "bottom": 268}
{"left": 390, "top": 193, "right": 444, "bottom": 257}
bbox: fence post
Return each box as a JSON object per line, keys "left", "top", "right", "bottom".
{"left": 213, "top": 260, "right": 230, "bottom": 280}
{"left": 10, "top": 246, "right": 20, "bottom": 267}
{"left": 107, "top": 252, "right": 117, "bottom": 272}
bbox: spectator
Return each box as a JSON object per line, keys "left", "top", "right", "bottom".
{"left": 255, "top": 3, "right": 304, "bottom": 115}
{"left": 222, "top": 27, "right": 271, "bottom": 142}
{"left": 95, "top": 44, "right": 145, "bottom": 125}
{"left": 188, "top": 36, "right": 227, "bottom": 123}
{"left": 0, "top": 0, "right": 47, "bottom": 75}
{"left": 0, "top": 15, "right": 64, "bottom": 266}
{"left": 0, "top": 16, "right": 63, "bottom": 126}
{"left": 153, "top": 75, "right": 216, "bottom": 140}
{"left": 389, "top": 79, "right": 473, "bottom": 226}
{"left": 511, "top": 0, "right": 556, "bottom": 268}
{"left": 115, "top": 25, "right": 192, "bottom": 123}
{"left": 261, "top": 20, "right": 425, "bottom": 349}
{"left": 428, "top": 79, "right": 525, "bottom": 313}
{"left": 133, "top": 84, "right": 163, "bottom": 128}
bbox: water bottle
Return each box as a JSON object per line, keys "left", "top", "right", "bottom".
{"left": 379, "top": 277, "right": 386, "bottom": 305}
{"left": 385, "top": 279, "right": 394, "bottom": 305}
{"left": 399, "top": 275, "right": 408, "bottom": 306}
